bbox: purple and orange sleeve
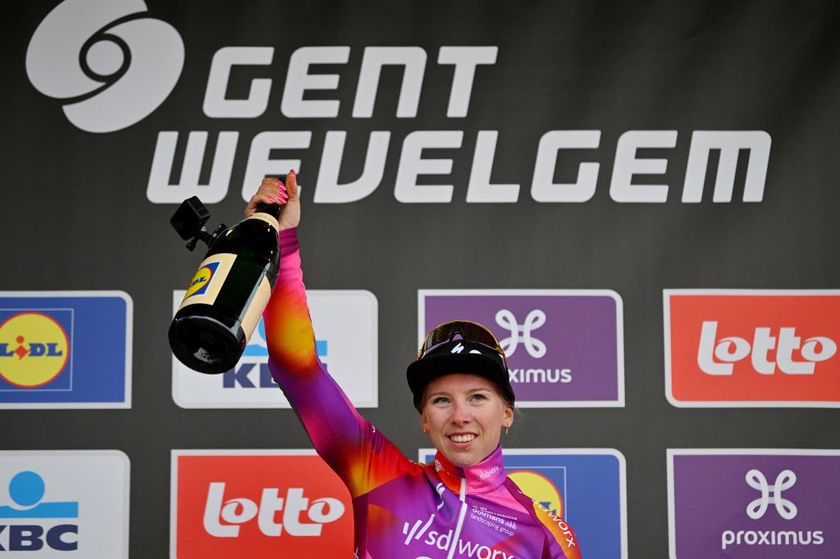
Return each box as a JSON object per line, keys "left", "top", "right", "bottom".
{"left": 264, "top": 228, "right": 416, "bottom": 497}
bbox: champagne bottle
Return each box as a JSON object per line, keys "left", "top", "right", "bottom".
{"left": 169, "top": 201, "right": 281, "bottom": 374}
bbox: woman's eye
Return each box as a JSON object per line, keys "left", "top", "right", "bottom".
{"left": 432, "top": 396, "right": 450, "bottom": 405}
{"left": 471, "top": 393, "right": 488, "bottom": 401}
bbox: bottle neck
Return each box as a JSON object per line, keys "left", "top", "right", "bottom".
{"left": 254, "top": 202, "right": 281, "bottom": 219}
{"left": 248, "top": 203, "right": 280, "bottom": 230}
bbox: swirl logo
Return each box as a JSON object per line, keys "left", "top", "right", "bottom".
{"left": 26, "top": 0, "right": 184, "bottom": 133}
{"left": 495, "top": 309, "right": 547, "bottom": 358}
{"left": 745, "top": 468, "right": 798, "bottom": 520}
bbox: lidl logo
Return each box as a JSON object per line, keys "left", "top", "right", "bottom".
{"left": 185, "top": 261, "right": 221, "bottom": 299}
{"left": 664, "top": 290, "right": 840, "bottom": 407}
{"left": 172, "top": 290, "right": 377, "bottom": 409}
{"left": 0, "top": 312, "right": 70, "bottom": 388}
{"left": 508, "top": 470, "right": 564, "bottom": 518}
{"left": 171, "top": 450, "right": 352, "bottom": 558}
{"left": 0, "top": 292, "right": 132, "bottom": 409}
{"left": 418, "top": 448, "right": 627, "bottom": 558}
{"left": 0, "top": 450, "right": 130, "bottom": 557}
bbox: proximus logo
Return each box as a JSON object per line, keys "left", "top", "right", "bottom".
{"left": 26, "top": 0, "right": 184, "bottom": 132}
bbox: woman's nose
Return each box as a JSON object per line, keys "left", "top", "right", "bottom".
{"left": 450, "top": 401, "right": 472, "bottom": 424}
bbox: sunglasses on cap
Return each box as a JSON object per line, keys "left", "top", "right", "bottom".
{"left": 417, "top": 320, "right": 509, "bottom": 368}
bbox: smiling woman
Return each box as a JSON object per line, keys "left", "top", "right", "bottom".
{"left": 248, "top": 175, "right": 582, "bottom": 558}
{"left": 420, "top": 373, "right": 513, "bottom": 468}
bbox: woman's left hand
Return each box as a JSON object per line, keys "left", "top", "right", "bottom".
{"left": 244, "top": 170, "right": 300, "bottom": 231}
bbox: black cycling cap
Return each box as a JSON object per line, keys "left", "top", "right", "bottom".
{"left": 407, "top": 320, "right": 515, "bottom": 411}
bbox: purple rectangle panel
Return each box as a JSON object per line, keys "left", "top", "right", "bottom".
{"left": 419, "top": 290, "right": 624, "bottom": 407}
{"left": 668, "top": 450, "right": 840, "bottom": 558}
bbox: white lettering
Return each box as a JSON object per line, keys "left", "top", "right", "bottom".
{"left": 240, "top": 131, "right": 311, "bottom": 200}
{"left": 282, "top": 47, "right": 350, "bottom": 118}
{"left": 610, "top": 130, "right": 677, "bottom": 203}
{"left": 354, "top": 47, "right": 426, "bottom": 118}
{"left": 147, "top": 131, "right": 238, "bottom": 203}
{"left": 466, "top": 131, "right": 520, "bottom": 202}
{"left": 682, "top": 131, "right": 771, "bottom": 202}
{"left": 437, "top": 47, "right": 497, "bottom": 117}
{"left": 531, "top": 130, "right": 601, "bottom": 202}
{"left": 394, "top": 131, "right": 463, "bottom": 203}
{"left": 721, "top": 529, "right": 825, "bottom": 550}
{"left": 314, "top": 131, "right": 390, "bottom": 203}
{"left": 203, "top": 47, "right": 274, "bottom": 118}
{"left": 201, "top": 483, "right": 345, "bottom": 538}
{"left": 698, "top": 321, "right": 837, "bottom": 376}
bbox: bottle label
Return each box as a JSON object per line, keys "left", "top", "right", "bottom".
{"left": 247, "top": 212, "right": 280, "bottom": 230}
{"left": 241, "top": 275, "right": 272, "bottom": 341}
{"left": 178, "top": 253, "right": 237, "bottom": 310}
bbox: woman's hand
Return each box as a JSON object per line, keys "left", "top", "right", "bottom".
{"left": 244, "top": 170, "right": 300, "bottom": 231}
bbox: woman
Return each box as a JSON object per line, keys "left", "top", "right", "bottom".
{"left": 248, "top": 173, "right": 582, "bottom": 558}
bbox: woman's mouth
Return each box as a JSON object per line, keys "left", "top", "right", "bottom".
{"left": 448, "top": 433, "right": 477, "bottom": 443}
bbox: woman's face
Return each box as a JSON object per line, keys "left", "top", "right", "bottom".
{"left": 420, "top": 373, "right": 513, "bottom": 468}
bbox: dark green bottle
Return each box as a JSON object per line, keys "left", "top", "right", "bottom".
{"left": 169, "top": 203, "right": 281, "bottom": 374}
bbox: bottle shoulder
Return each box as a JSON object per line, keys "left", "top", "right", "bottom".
{"left": 209, "top": 219, "right": 278, "bottom": 255}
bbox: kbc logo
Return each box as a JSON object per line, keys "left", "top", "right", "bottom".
{"left": 664, "top": 290, "right": 840, "bottom": 407}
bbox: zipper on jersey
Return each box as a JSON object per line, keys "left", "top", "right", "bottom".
{"left": 446, "top": 478, "right": 468, "bottom": 559}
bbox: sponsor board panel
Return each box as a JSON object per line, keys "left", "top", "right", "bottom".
{"left": 667, "top": 449, "right": 840, "bottom": 558}
{"left": 0, "top": 292, "right": 132, "bottom": 409}
{"left": 419, "top": 290, "right": 624, "bottom": 407}
{"left": 170, "top": 450, "right": 352, "bottom": 558}
{"left": 0, "top": 450, "right": 130, "bottom": 557}
{"left": 664, "top": 290, "right": 840, "bottom": 407}
{"left": 419, "top": 448, "right": 627, "bottom": 559}
{"left": 172, "top": 289, "right": 377, "bottom": 408}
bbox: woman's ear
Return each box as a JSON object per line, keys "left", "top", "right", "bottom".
{"left": 503, "top": 406, "right": 514, "bottom": 428}
{"left": 420, "top": 413, "right": 429, "bottom": 434}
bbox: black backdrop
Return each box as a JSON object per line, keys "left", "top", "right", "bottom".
{"left": 2, "top": 1, "right": 839, "bottom": 557}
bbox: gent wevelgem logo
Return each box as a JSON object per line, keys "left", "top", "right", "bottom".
{"left": 495, "top": 308, "right": 547, "bottom": 358}
{"left": 26, "top": 0, "right": 184, "bottom": 133}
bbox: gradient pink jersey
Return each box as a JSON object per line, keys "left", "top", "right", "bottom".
{"left": 265, "top": 228, "right": 582, "bottom": 559}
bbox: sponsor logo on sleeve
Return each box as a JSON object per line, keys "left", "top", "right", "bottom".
{"left": 664, "top": 290, "right": 840, "bottom": 407}
{"left": 171, "top": 289, "right": 377, "bottom": 408}
{"left": 171, "top": 450, "right": 352, "bottom": 557}
{"left": 419, "top": 290, "right": 624, "bottom": 407}
{"left": 419, "top": 448, "right": 627, "bottom": 559}
{"left": 668, "top": 449, "right": 840, "bottom": 558}
{"left": 0, "top": 450, "right": 130, "bottom": 556}
{"left": 0, "top": 292, "right": 132, "bottom": 409}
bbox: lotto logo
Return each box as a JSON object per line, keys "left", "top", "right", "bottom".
{"left": 203, "top": 483, "right": 345, "bottom": 537}
{"left": 664, "top": 290, "right": 840, "bottom": 407}
{"left": 26, "top": 0, "right": 184, "bottom": 132}
{"left": 697, "top": 321, "right": 836, "bottom": 376}
{"left": 171, "top": 451, "right": 353, "bottom": 557}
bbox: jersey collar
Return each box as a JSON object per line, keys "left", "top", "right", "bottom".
{"left": 432, "top": 445, "right": 507, "bottom": 495}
